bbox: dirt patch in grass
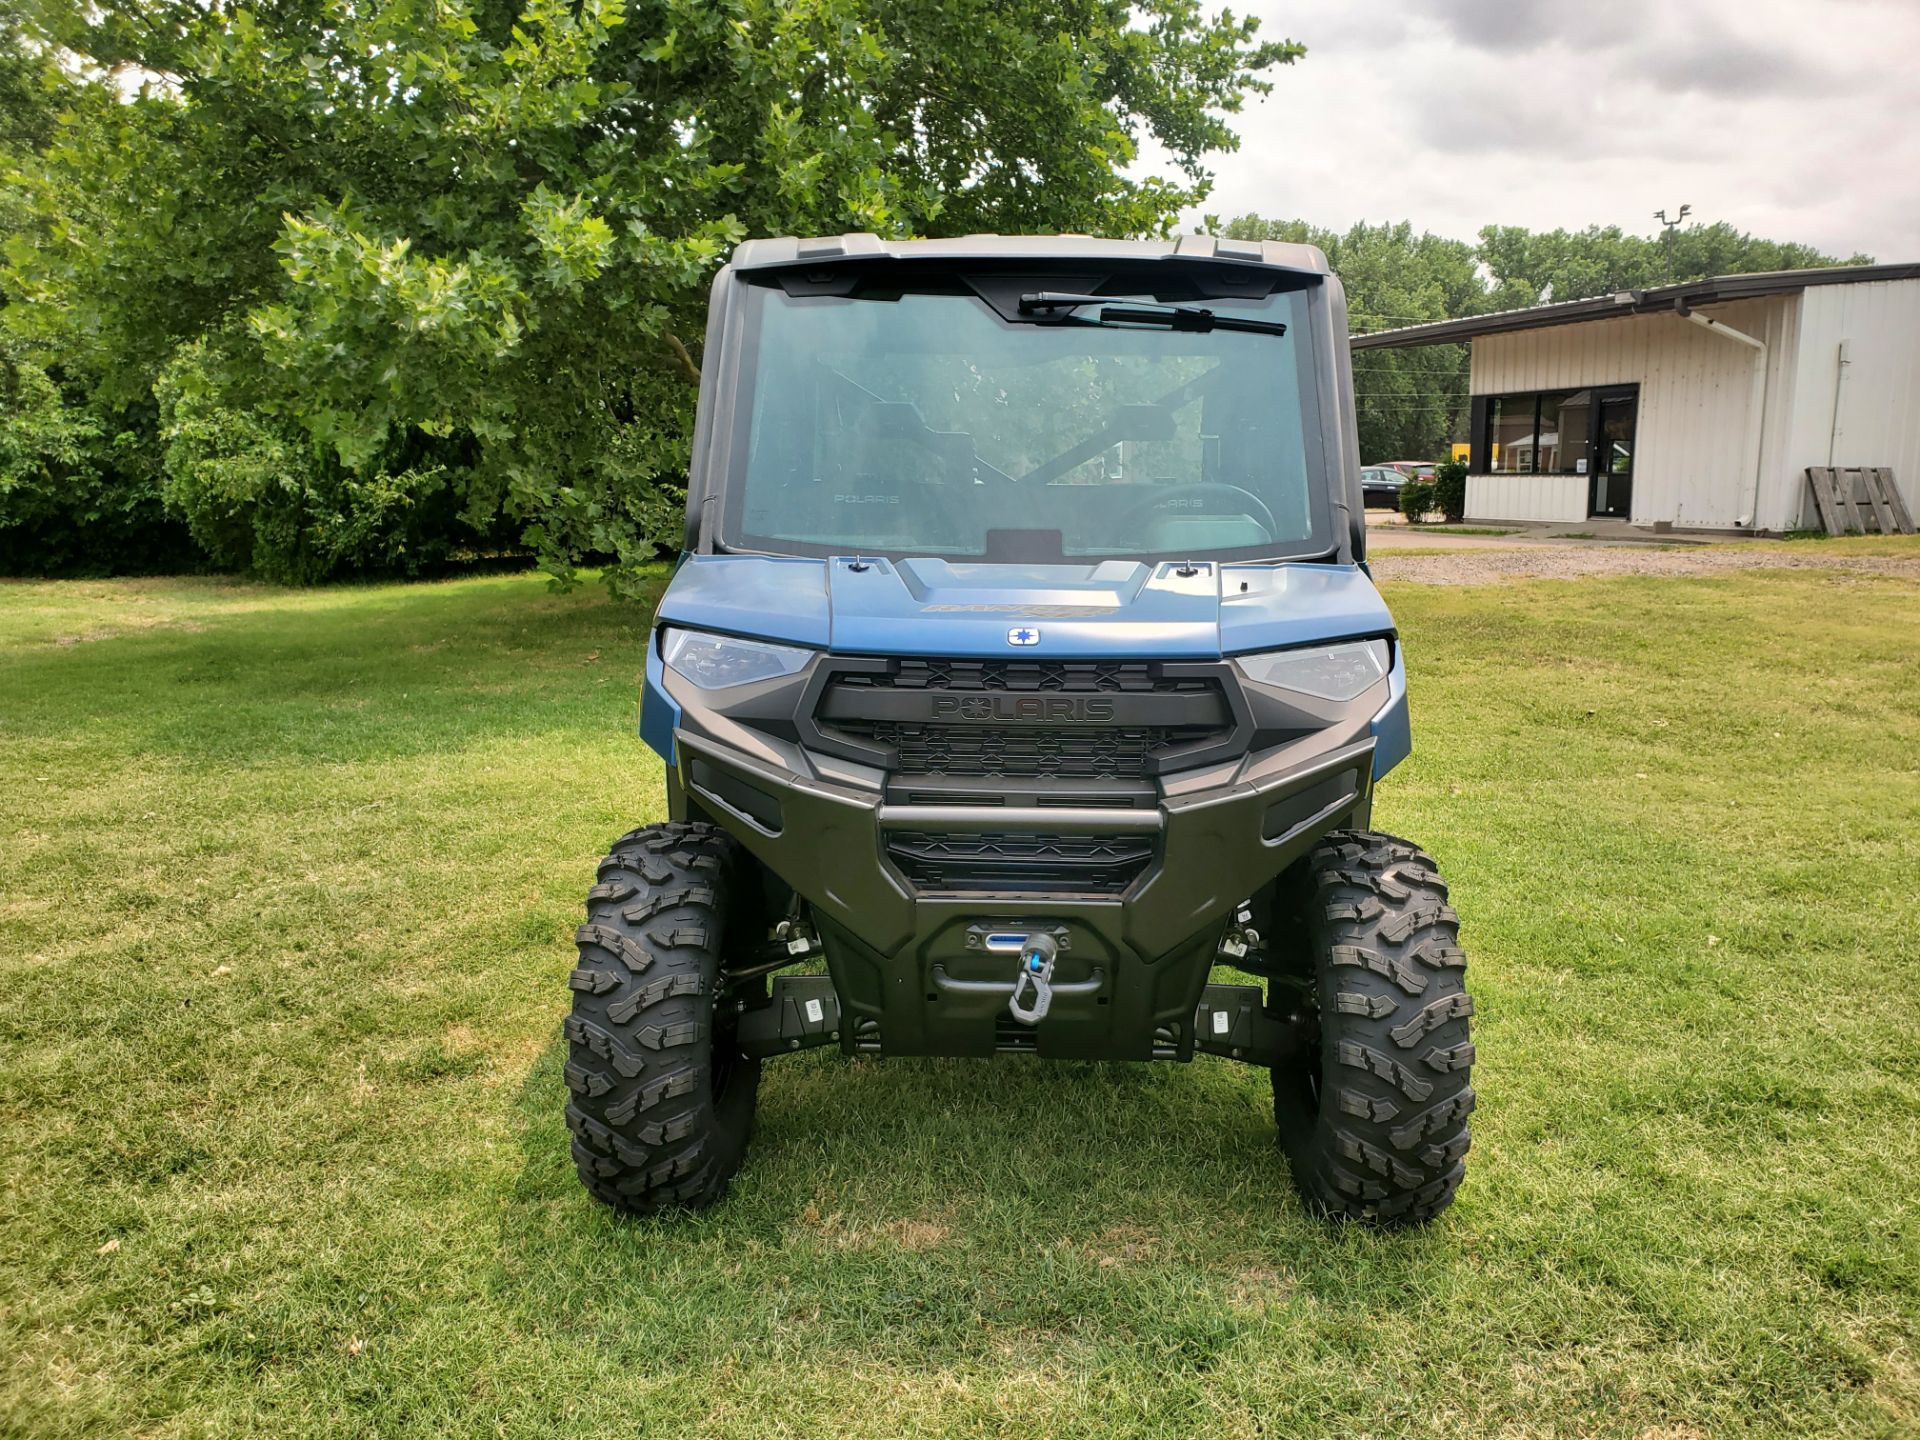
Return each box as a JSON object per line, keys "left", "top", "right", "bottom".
{"left": 1084, "top": 1223, "right": 1162, "bottom": 1267}
{"left": 796, "top": 1204, "right": 954, "bottom": 1252}
{"left": 1374, "top": 543, "right": 1920, "bottom": 585}
{"left": 50, "top": 616, "right": 208, "bottom": 645}
{"left": 881, "top": 1219, "right": 952, "bottom": 1251}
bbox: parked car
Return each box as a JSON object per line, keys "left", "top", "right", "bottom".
{"left": 1360, "top": 465, "right": 1407, "bottom": 508}
{"left": 1383, "top": 460, "right": 1437, "bottom": 481}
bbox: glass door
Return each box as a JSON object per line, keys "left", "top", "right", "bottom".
{"left": 1589, "top": 387, "right": 1637, "bottom": 518}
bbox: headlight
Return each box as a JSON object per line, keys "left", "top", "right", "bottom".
{"left": 1233, "top": 639, "right": 1391, "bottom": 701}
{"left": 660, "top": 627, "right": 814, "bottom": 689}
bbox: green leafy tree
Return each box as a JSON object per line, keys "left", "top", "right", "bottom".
{"left": 0, "top": 20, "right": 199, "bottom": 573}
{"left": 1477, "top": 221, "right": 1870, "bottom": 308}
{"left": 1220, "top": 214, "right": 1869, "bottom": 466}
{"left": 0, "top": 331, "right": 196, "bottom": 574}
{"left": 1219, "top": 216, "right": 1480, "bottom": 463}
{"left": 4, "top": 0, "right": 1301, "bottom": 589}
{"left": 0, "top": 12, "right": 58, "bottom": 158}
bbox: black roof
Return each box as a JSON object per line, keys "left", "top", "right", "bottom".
{"left": 1350, "top": 262, "right": 1920, "bottom": 350}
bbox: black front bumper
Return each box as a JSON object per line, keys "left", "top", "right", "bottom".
{"left": 670, "top": 706, "right": 1376, "bottom": 1060}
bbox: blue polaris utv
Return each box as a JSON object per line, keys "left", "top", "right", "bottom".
{"left": 565, "top": 235, "right": 1473, "bottom": 1225}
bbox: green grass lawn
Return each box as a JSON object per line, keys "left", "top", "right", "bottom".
{"left": 3, "top": 557, "right": 1918, "bottom": 1438}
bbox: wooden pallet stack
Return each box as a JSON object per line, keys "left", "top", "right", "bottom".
{"left": 1805, "top": 467, "right": 1916, "bottom": 536}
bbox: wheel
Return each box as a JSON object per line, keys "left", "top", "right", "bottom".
{"left": 1269, "top": 832, "right": 1474, "bottom": 1224}
{"left": 564, "top": 821, "right": 761, "bottom": 1214}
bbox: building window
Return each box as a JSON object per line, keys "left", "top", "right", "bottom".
{"left": 1487, "top": 395, "right": 1536, "bottom": 473}
{"left": 1474, "top": 388, "right": 1604, "bottom": 475}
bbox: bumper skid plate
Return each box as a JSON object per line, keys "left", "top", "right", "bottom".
{"left": 680, "top": 727, "right": 1373, "bottom": 1061}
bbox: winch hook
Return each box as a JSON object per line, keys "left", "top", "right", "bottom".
{"left": 1007, "top": 933, "right": 1059, "bottom": 1026}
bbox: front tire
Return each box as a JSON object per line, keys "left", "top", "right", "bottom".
{"left": 564, "top": 821, "right": 760, "bottom": 1214}
{"left": 1271, "top": 832, "right": 1474, "bottom": 1224}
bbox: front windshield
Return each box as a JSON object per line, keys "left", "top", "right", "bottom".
{"left": 721, "top": 279, "right": 1327, "bottom": 561}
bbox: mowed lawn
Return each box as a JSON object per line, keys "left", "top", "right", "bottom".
{"left": 3, "top": 549, "right": 1918, "bottom": 1439}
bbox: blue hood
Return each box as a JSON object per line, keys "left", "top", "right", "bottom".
{"left": 656, "top": 554, "right": 1395, "bottom": 658}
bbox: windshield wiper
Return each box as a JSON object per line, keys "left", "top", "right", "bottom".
{"left": 1016, "top": 292, "right": 1288, "bottom": 337}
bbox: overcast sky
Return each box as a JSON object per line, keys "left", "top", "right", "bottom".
{"left": 1150, "top": 0, "right": 1920, "bottom": 261}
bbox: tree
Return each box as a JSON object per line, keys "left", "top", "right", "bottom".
{"left": 0, "top": 13, "right": 201, "bottom": 573}
{"left": 1219, "top": 215, "right": 1480, "bottom": 463}
{"left": 1218, "top": 213, "right": 1869, "bottom": 465}
{"left": 1477, "top": 221, "right": 1871, "bottom": 309}
{"left": 3, "top": 0, "right": 1302, "bottom": 590}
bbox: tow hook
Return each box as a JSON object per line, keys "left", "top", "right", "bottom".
{"left": 1007, "top": 932, "right": 1059, "bottom": 1026}
{"left": 1217, "top": 903, "right": 1263, "bottom": 965}
{"left": 774, "top": 916, "right": 821, "bottom": 960}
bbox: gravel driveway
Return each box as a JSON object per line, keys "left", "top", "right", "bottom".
{"left": 1370, "top": 543, "right": 1920, "bottom": 586}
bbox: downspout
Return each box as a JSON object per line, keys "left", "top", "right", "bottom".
{"left": 1677, "top": 303, "right": 1769, "bottom": 528}
{"left": 1827, "top": 339, "right": 1851, "bottom": 467}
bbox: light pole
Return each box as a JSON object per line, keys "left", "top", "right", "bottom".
{"left": 1653, "top": 205, "right": 1692, "bottom": 281}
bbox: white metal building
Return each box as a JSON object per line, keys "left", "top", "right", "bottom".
{"left": 1352, "top": 264, "right": 1920, "bottom": 532}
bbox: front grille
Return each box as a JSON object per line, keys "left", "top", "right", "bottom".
{"left": 884, "top": 831, "right": 1154, "bottom": 895}
{"left": 819, "top": 658, "right": 1233, "bottom": 780}
{"left": 860, "top": 722, "right": 1170, "bottom": 780}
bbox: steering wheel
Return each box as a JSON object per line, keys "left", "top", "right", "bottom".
{"left": 1106, "top": 483, "right": 1279, "bottom": 543}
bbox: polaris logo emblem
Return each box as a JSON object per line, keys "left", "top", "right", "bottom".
{"left": 1008, "top": 627, "right": 1040, "bottom": 646}
{"left": 930, "top": 695, "right": 1118, "bottom": 722}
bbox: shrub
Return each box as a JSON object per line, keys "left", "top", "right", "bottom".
{"left": 1432, "top": 458, "right": 1468, "bottom": 523}
{"left": 0, "top": 347, "right": 196, "bottom": 575}
{"left": 1399, "top": 480, "right": 1435, "bottom": 523}
{"left": 156, "top": 344, "right": 485, "bottom": 583}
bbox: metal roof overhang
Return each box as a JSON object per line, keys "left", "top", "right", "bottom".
{"left": 1349, "top": 262, "right": 1920, "bottom": 350}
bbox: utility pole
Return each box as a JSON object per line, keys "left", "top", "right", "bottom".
{"left": 1653, "top": 205, "right": 1692, "bottom": 282}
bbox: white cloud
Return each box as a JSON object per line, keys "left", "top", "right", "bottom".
{"left": 1147, "top": 0, "right": 1920, "bottom": 261}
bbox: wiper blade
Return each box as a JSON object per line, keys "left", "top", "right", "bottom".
{"left": 1016, "top": 292, "right": 1287, "bottom": 337}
